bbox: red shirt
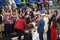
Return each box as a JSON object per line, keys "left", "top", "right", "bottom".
{"left": 14, "top": 18, "right": 28, "bottom": 32}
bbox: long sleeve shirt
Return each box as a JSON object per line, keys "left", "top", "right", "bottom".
{"left": 14, "top": 18, "right": 28, "bottom": 32}
{"left": 37, "top": 18, "right": 45, "bottom": 32}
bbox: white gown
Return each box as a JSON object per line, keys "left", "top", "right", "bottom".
{"left": 43, "top": 16, "right": 49, "bottom": 40}
{"left": 32, "top": 27, "right": 40, "bottom": 40}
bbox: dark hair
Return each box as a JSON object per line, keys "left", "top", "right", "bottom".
{"left": 0, "top": 10, "right": 2, "bottom": 14}
{"left": 57, "top": 16, "right": 60, "bottom": 24}
{"left": 54, "top": 11, "right": 58, "bottom": 14}
{"left": 54, "top": 11, "right": 58, "bottom": 16}
{"left": 46, "top": 10, "right": 49, "bottom": 14}
{"left": 52, "top": 18, "right": 57, "bottom": 28}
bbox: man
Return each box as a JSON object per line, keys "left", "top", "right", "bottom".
{"left": 37, "top": 13, "right": 45, "bottom": 40}
{"left": 14, "top": 13, "right": 29, "bottom": 40}
{"left": 35, "top": 0, "right": 43, "bottom": 10}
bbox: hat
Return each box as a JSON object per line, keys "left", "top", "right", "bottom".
{"left": 41, "top": 13, "right": 45, "bottom": 16}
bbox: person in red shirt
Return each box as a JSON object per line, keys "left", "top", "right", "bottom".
{"left": 14, "top": 12, "right": 29, "bottom": 40}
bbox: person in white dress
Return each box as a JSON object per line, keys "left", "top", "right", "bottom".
{"left": 43, "top": 13, "right": 49, "bottom": 40}
{"left": 31, "top": 21, "right": 40, "bottom": 40}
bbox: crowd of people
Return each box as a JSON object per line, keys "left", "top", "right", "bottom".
{"left": 0, "top": 6, "right": 60, "bottom": 40}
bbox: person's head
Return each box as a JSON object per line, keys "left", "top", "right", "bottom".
{"left": 54, "top": 11, "right": 58, "bottom": 17}
{"left": 0, "top": 10, "right": 2, "bottom": 14}
{"left": 19, "top": 11, "right": 25, "bottom": 19}
{"left": 20, "top": 8, "right": 22, "bottom": 12}
{"left": 26, "top": 7, "right": 31, "bottom": 12}
{"left": 6, "top": 9, "right": 11, "bottom": 13}
{"left": 12, "top": 7, "right": 16, "bottom": 11}
{"left": 34, "top": 8, "right": 39, "bottom": 12}
{"left": 19, "top": 15, "right": 25, "bottom": 19}
{"left": 45, "top": 10, "right": 49, "bottom": 14}
{"left": 41, "top": 13, "right": 45, "bottom": 19}
{"left": 19, "top": 8, "right": 23, "bottom": 14}
{"left": 34, "top": 8, "right": 37, "bottom": 11}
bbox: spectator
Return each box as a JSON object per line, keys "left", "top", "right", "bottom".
{"left": 50, "top": 11, "right": 58, "bottom": 40}
{"left": 51, "top": 18, "right": 57, "bottom": 40}
{"left": 33, "top": 8, "right": 40, "bottom": 21}
{"left": 43, "top": 13, "right": 49, "bottom": 40}
{"left": 14, "top": 12, "right": 29, "bottom": 40}
{"left": 36, "top": 0, "right": 43, "bottom": 10}
{"left": 37, "top": 13, "right": 45, "bottom": 40}
{"left": 4, "top": 9, "right": 11, "bottom": 36}
{"left": 48, "top": 10, "right": 58, "bottom": 40}
{"left": 45, "top": 10, "right": 51, "bottom": 19}
{"left": 45, "top": 10, "right": 51, "bottom": 40}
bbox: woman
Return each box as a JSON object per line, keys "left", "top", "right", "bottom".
{"left": 33, "top": 8, "right": 40, "bottom": 17}
{"left": 45, "top": 10, "right": 51, "bottom": 19}
{"left": 45, "top": 10, "right": 51, "bottom": 40}
{"left": 51, "top": 11, "right": 58, "bottom": 40}
{"left": 4, "top": 10, "right": 11, "bottom": 36}
{"left": 51, "top": 18, "right": 57, "bottom": 40}
{"left": 33, "top": 8, "right": 40, "bottom": 23}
